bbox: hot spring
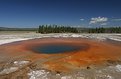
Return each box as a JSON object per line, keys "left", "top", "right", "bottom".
{"left": 0, "top": 38, "right": 121, "bottom": 73}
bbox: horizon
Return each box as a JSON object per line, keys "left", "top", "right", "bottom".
{"left": 0, "top": 0, "right": 121, "bottom": 28}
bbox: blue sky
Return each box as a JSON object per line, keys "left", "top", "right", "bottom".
{"left": 0, "top": 0, "right": 121, "bottom": 28}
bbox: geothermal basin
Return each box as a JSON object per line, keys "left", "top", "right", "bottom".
{"left": 0, "top": 37, "right": 121, "bottom": 79}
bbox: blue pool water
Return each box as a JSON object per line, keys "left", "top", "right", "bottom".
{"left": 33, "top": 44, "right": 80, "bottom": 54}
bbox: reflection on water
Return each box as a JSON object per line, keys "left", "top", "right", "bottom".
{"left": 32, "top": 44, "right": 81, "bottom": 54}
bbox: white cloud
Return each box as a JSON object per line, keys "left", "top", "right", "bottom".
{"left": 100, "top": 23, "right": 107, "bottom": 25}
{"left": 80, "top": 18, "right": 84, "bottom": 21}
{"left": 112, "top": 19, "right": 121, "bottom": 21}
{"left": 89, "top": 17, "right": 108, "bottom": 24}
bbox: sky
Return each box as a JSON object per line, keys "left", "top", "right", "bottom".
{"left": 0, "top": 0, "right": 121, "bottom": 28}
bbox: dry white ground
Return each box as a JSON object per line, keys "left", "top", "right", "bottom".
{"left": 0, "top": 32, "right": 121, "bottom": 45}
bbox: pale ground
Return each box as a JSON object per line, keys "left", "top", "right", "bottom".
{"left": 0, "top": 31, "right": 121, "bottom": 79}
{"left": 0, "top": 31, "right": 121, "bottom": 45}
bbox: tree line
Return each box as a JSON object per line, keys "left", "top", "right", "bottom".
{"left": 88, "top": 27, "right": 121, "bottom": 33}
{"left": 38, "top": 25, "right": 79, "bottom": 33}
{"left": 1, "top": 25, "right": 120, "bottom": 33}
{"left": 38, "top": 25, "right": 121, "bottom": 33}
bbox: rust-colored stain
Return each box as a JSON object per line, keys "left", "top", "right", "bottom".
{"left": 0, "top": 38, "right": 121, "bottom": 72}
